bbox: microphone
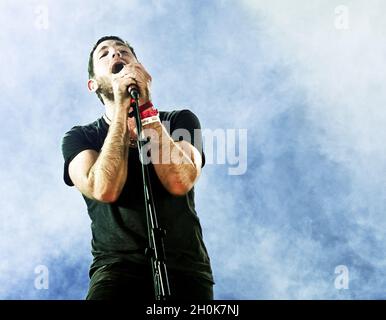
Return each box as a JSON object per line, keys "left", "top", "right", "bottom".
{"left": 128, "top": 85, "right": 140, "bottom": 100}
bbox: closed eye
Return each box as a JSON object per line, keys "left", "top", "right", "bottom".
{"left": 99, "top": 51, "right": 108, "bottom": 59}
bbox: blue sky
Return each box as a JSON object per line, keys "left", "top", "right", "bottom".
{"left": 1, "top": 0, "right": 386, "bottom": 299}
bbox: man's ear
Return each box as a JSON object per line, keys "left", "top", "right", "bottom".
{"left": 87, "top": 79, "right": 98, "bottom": 92}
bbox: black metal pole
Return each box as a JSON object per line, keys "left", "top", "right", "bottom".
{"left": 129, "top": 89, "right": 171, "bottom": 300}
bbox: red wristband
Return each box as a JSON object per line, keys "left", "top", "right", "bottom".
{"left": 139, "top": 101, "right": 154, "bottom": 113}
{"left": 128, "top": 100, "right": 159, "bottom": 120}
{"left": 141, "top": 108, "right": 159, "bottom": 119}
{"left": 139, "top": 101, "right": 159, "bottom": 120}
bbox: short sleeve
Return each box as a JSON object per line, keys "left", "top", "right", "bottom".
{"left": 61, "top": 126, "right": 96, "bottom": 186}
{"left": 169, "top": 109, "right": 205, "bottom": 168}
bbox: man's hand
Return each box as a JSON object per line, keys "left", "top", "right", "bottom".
{"left": 112, "top": 62, "right": 152, "bottom": 107}
{"left": 111, "top": 62, "right": 152, "bottom": 144}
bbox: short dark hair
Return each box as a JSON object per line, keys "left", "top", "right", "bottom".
{"left": 88, "top": 35, "right": 137, "bottom": 104}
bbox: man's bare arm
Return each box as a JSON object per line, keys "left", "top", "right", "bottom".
{"left": 144, "top": 122, "right": 202, "bottom": 196}
{"left": 69, "top": 108, "right": 130, "bottom": 202}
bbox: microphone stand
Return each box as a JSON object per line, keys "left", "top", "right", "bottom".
{"left": 129, "top": 88, "right": 171, "bottom": 301}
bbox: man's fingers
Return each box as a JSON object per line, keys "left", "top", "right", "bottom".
{"left": 111, "top": 62, "right": 151, "bottom": 106}
{"left": 116, "top": 63, "right": 150, "bottom": 83}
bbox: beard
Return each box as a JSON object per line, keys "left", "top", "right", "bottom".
{"left": 96, "top": 76, "right": 114, "bottom": 103}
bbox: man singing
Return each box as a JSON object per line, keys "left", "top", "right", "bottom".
{"left": 61, "top": 36, "right": 214, "bottom": 300}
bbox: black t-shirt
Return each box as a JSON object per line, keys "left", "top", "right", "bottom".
{"left": 61, "top": 109, "right": 214, "bottom": 284}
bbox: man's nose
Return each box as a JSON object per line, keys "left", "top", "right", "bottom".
{"left": 111, "top": 50, "right": 122, "bottom": 58}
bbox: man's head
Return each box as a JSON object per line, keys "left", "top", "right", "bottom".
{"left": 88, "top": 36, "right": 137, "bottom": 104}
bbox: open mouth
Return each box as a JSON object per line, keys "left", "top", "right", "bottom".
{"left": 111, "top": 62, "right": 125, "bottom": 74}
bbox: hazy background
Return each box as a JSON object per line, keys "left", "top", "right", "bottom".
{"left": 1, "top": 0, "right": 386, "bottom": 299}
